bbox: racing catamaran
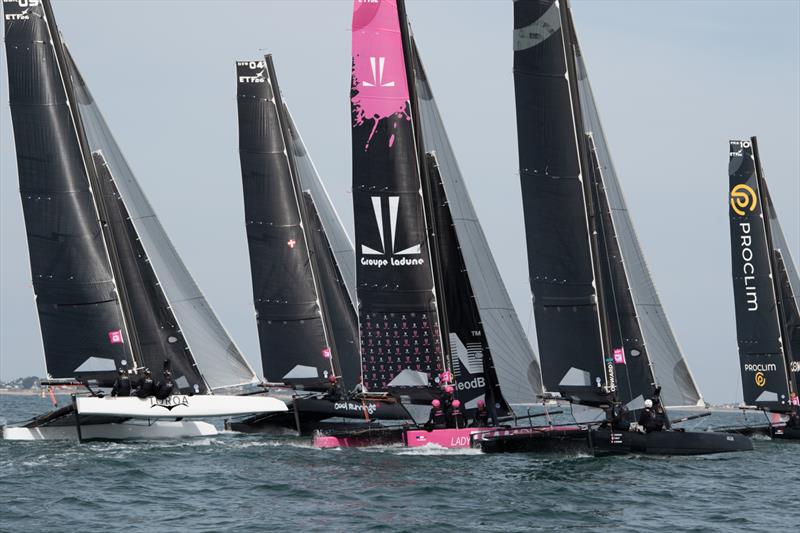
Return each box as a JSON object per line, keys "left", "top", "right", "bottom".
{"left": 479, "top": 0, "right": 750, "bottom": 455}
{"left": 227, "top": 56, "right": 408, "bottom": 433}
{"left": 725, "top": 137, "right": 799, "bottom": 439}
{"left": 1, "top": 0, "right": 285, "bottom": 441}
{"left": 313, "top": 0, "right": 542, "bottom": 449}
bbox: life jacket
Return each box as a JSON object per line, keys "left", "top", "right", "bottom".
{"left": 429, "top": 407, "right": 447, "bottom": 429}
{"left": 136, "top": 377, "right": 156, "bottom": 398}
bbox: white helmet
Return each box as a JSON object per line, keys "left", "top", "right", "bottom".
{"left": 644, "top": 399, "right": 653, "bottom": 408}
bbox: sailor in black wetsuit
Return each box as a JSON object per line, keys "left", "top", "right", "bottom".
{"left": 324, "top": 374, "right": 341, "bottom": 400}
{"left": 470, "top": 399, "right": 490, "bottom": 427}
{"left": 638, "top": 399, "right": 659, "bottom": 433}
{"left": 786, "top": 412, "right": 800, "bottom": 429}
{"left": 449, "top": 399, "right": 466, "bottom": 429}
{"left": 155, "top": 370, "right": 177, "bottom": 400}
{"left": 135, "top": 368, "right": 156, "bottom": 398}
{"left": 652, "top": 397, "right": 670, "bottom": 431}
{"left": 610, "top": 404, "right": 630, "bottom": 431}
{"left": 425, "top": 399, "right": 447, "bottom": 430}
{"left": 111, "top": 367, "right": 132, "bottom": 397}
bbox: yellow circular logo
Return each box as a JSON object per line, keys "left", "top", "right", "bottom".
{"left": 731, "top": 184, "right": 757, "bottom": 216}
{"left": 755, "top": 371, "right": 766, "bottom": 387}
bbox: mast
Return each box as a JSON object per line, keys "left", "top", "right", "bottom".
{"left": 40, "top": 0, "right": 143, "bottom": 369}
{"left": 752, "top": 138, "right": 797, "bottom": 405}
{"left": 266, "top": 55, "right": 341, "bottom": 383}
{"left": 397, "top": 0, "right": 452, "bottom": 374}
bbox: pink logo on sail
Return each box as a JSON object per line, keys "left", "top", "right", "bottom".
{"left": 439, "top": 371, "right": 453, "bottom": 384}
{"left": 322, "top": 348, "right": 332, "bottom": 359}
{"left": 613, "top": 348, "right": 626, "bottom": 364}
{"left": 108, "top": 330, "right": 124, "bottom": 344}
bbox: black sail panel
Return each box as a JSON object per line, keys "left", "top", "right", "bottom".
{"left": 3, "top": 0, "right": 131, "bottom": 380}
{"left": 426, "top": 153, "right": 510, "bottom": 416}
{"left": 588, "top": 135, "right": 655, "bottom": 413}
{"left": 91, "top": 152, "right": 207, "bottom": 393}
{"left": 236, "top": 60, "right": 332, "bottom": 389}
{"left": 513, "top": 0, "right": 606, "bottom": 399}
{"left": 352, "top": 1, "right": 444, "bottom": 396}
{"left": 728, "top": 140, "right": 791, "bottom": 411}
{"left": 302, "top": 192, "right": 361, "bottom": 391}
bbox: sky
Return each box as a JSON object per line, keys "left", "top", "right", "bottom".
{"left": 0, "top": 0, "right": 798, "bottom": 404}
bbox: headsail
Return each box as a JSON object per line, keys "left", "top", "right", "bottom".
{"left": 411, "top": 37, "right": 543, "bottom": 406}
{"left": 728, "top": 139, "right": 795, "bottom": 411}
{"left": 351, "top": 0, "right": 447, "bottom": 396}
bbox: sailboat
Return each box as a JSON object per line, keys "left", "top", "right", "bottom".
{"left": 1, "top": 0, "right": 286, "bottom": 441}
{"left": 479, "top": 0, "right": 751, "bottom": 455}
{"left": 313, "top": 0, "right": 543, "bottom": 449}
{"left": 227, "top": 56, "right": 409, "bottom": 434}
{"left": 725, "top": 137, "right": 799, "bottom": 439}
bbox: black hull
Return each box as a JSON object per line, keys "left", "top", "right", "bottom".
{"left": 226, "top": 396, "right": 409, "bottom": 435}
{"left": 480, "top": 427, "right": 753, "bottom": 456}
{"left": 714, "top": 424, "right": 800, "bottom": 440}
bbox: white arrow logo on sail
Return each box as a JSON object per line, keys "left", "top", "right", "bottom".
{"left": 361, "top": 196, "right": 420, "bottom": 256}
{"left": 362, "top": 57, "right": 395, "bottom": 88}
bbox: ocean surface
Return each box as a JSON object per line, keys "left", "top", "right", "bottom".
{"left": 0, "top": 394, "right": 795, "bottom": 532}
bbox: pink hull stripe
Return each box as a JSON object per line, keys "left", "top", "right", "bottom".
{"left": 351, "top": 0, "right": 410, "bottom": 148}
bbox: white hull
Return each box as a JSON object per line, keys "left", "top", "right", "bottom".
{"left": 2, "top": 420, "right": 218, "bottom": 441}
{"left": 75, "top": 394, "right": 287, "bottom": 418}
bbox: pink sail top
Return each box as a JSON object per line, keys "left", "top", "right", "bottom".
{"left": 351, "top": 0, "right": 411, "bottom": 148}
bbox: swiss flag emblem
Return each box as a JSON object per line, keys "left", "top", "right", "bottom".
{"left": 287, "top": 239, "right": 296, "bottom": 249}
{"left": 108, "top": 330, "right": 124, "bottom": 344}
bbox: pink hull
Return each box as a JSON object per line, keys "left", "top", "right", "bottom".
{"left": 403, "top": 428, "right": 496, "bottom": 448}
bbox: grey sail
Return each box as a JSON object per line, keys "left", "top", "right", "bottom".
{"left": 573, "top": 49, "right": 703, "bottom": 407}
{"left": 65, "top": 52, "right": 257, "bottom": 390}
{"left": 411, "top": 39, "right": 543, "bottom": 405}
{"left": 284, "top": 108, "right": 357, "bottom": 307}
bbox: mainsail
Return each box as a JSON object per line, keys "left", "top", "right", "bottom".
{"left": 513, "top": 0, "right": 702, "bottom": 412}
{"left": 728, "top": 138, "right": 797, "bottom": 411}
{"left": 351, "top": 0, "right": 446, "bottom": 397}
{"left": 3, "top": 0, "right": 256, "bottom": 391}
{"left": 236, "top": 57, "right": 359, "bottom": 390}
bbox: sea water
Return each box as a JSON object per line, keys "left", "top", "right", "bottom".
{"left": 0, "top": 395, "right": 795, "bottom": 532}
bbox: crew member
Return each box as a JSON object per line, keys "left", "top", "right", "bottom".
{"left": 610, "top": 404, "right": 630, "bottom": 431}
{"left": 471, "top": 399, "right": 490, "bottom": 427}
{"left": 351, "top": 377, "right": 367, "bottom": 396}
{"left": 786, "top": 412, "right": 799, "bottom": 429}
{"left": 134, "top": 368, "right": 156, "bottom": 398}
{"left": 111, "top": 367, "right": 132, "bottom": 397}
{"left": 638, "top": 399, "right": 660, "bottom": 433}
{"left": 652, "top": 397, "right": 670, "bottom": 431}
{"left": 425, "top": 399, "right": 447, "bottom": 430}
{"left": 449, "top": 399, "right": 466, "bottom": 429}
{"left": 324, "top": 374, "right": 340, "bottom": 400}
{"left": 155, "top": 370, "right": 177, "bottom": 400}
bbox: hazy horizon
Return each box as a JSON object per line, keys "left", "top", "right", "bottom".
{"left": 1, "top": 1, "right": 798, "bottom": 405}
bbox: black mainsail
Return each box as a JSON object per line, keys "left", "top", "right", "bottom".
{"left": 351, "top": 0, "right": 539, "bottom": 415}
{"left": 728, "top": 138, "right": 798, "bottom": 412}
{"left": 4, "top": 0, "right": 256, "bottom": 392}
{"left": 513, "top": 0, "right": 702, "bottom": 415}
{"left": 235, "top": 57, "right": 359, "bottom": 391}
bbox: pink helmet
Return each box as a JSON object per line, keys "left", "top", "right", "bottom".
{"left": 327, "top": 375, "right": 337, "bottom": 383}
{"left": 452, "top": 399, "right": 461, "bottom": 408}
{"left": 477, "top": 399, "right": 485, "bottom": 408}
{"left": 431, "top": 399, "right": 441, "bottom": 408}
{"left": 445, "top": 386, "right": 454, "bottom": 394}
